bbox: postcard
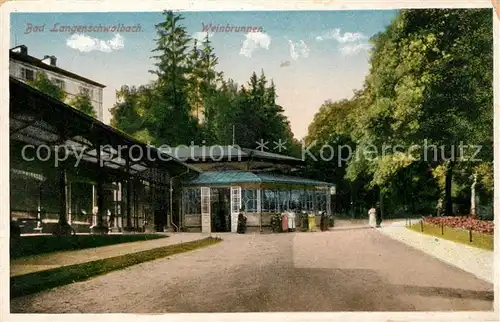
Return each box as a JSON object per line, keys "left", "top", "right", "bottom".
{"left": 2, "top": 0, "right": 498, "bottom": 321}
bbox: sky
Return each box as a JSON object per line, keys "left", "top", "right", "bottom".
{"left": 10, "top": 10, "right": 399, "bottom": 140}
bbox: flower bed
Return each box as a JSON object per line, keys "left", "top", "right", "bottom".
{"left": 423, "top": 216, "right": 494, "bottom": 234}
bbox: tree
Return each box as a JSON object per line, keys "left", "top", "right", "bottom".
{"left": 186, "top": 33, "right": 222, "bottom": 142}
{"left": 110, "top": 84, "right": 153, "bottom": 139}
{"left": 69, "top": 93, "right": 96, "bottom": 117}
{"left": 304, "top": 9, "right": 492, "bottom": 219}
{"left": 221, "top": 71, "right": 297, "bottom": 152}
{"left": 347, "top": 9, "right": 492, "bottom": 215}
{"left": 109, "top": 10, "right": 301, "bottom": 159}
{"left": 28, "top": 71, "right": 66, "bottom": 102}
{"left": 304, "top": 94, "right": 367, "bottom": 215}
{"left": 186, "top": 39, "right": 204, "bottom": 122}
{"left": 205, "top": 78, "right": 240, "bottom": 145}
{"left": 149, "top": 10, "right": 198, "bottom": 146}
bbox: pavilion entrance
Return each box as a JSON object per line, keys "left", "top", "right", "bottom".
{"left": 210, "top": 187, "right": 231, "bottom": 232}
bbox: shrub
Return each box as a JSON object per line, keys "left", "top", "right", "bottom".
{"left": 270, "top": 213, "right": 282, "bottom": 232}
{"left": 477, "top": 204, "right": 494, "bottom": 221}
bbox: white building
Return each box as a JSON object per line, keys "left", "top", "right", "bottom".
{"left": 9, "top": 45, "right": 106, "bottom": 121}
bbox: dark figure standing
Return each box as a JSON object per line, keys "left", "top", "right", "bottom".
{"left": 375, "top": 202, "right": 382, "bottom": 227}
{"left": 237, "top": 212, "right": 247, "bottom": 234}
{"left": 319, "top": 211, "right": 327, "bottom": 231}
{"left": 108, "top": 212, "right": 115, "bottom": 228}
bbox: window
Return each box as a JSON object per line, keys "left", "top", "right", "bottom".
{"left": 279, "top": 190, "right": 291, "bottom": 212}
{"left": 20, "top": 67, "right": 34, "bottom": 81}
{"left": 300, "top": 190, "right": 314, "bottom": 211}
{"left": 262, "top": 190, "right": 278, "bottom": 213}
{"left": 315, "top": 191, "right": 327, "bottom": 212}
{"left": 242, "top": 189, "right": 258, "bottom": 212}
{"left": 290, "top": 190, "right": 301, "bottom": 210}
{"left": 183, "top": 189, "right": 201, "bottom": 215}
{"left": 79, "top": 85, "right": 93, "bottom": 99}
{"left": 52, "top": 78, "right": 65, "bottom": 90}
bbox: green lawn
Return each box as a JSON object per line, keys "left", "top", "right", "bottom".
{"left": 11, "top": 237, "right": 222, "bottom": 298}
{"left": 10, "top": 234, "right": 167, "bottom": 259}
{"left": 408, "top": 222, "right": 494, "bottom": 251}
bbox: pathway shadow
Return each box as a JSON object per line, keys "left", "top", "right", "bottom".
{"left": 327, "top": 226, "right": 373, "bottom": 232}
{"left": 394, "top": 284, "right": 494, "bottom": 302}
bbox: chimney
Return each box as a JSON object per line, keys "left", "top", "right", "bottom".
{"left": 19, "top": 45, "right": 27, "bottom": 55}
{"left": 10, "top": 45, "right": 28, "bottom": 54}
{"left": 41, "top": 55, "right": 57, "bottom": 66}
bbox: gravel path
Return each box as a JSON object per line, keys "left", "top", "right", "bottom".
{"left": 10, "top": 228, "right": 493, "bottom": 313}
{"left": 377, "top": 221, "right": 494, "bottom": 283}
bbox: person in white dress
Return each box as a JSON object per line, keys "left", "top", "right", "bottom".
{"left": 368, "top": 207, "right": 377, "bottom": 227}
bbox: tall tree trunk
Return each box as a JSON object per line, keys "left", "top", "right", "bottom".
{"left": 470, "top": 172, "right": 477, "bottom": 216}
{"left": 402, "top": 170, "right": 408, "bottom": 214}
{"left": 349, "top": 183, "right": 354, "bottom": 219}
{"left": 444, "top": 160, "right": 454, "bottom": 216}
{"left": 379, "top": 187, "right": 383, "bottom": 222}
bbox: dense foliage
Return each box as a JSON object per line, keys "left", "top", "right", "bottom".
{"left": 109, "top": 10, "right": 300, "bottom": 155}
{"left": 69, "top": 93, "right": 96, "bottom": 118}
{"left": 305, "top": 9, "right": 493, "bottom": 220}
{"left": 28, "top": 71, "right": 66, "bottom": 102}
{"left": 28, "top": 71, "right": 97, "bottom": 117}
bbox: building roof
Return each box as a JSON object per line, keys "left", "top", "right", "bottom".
{"left": 183, "top": 171, "right": 334, "bottom": 187}
{"left": 159, "top": 145, "right": 246, "bottom": 162}
{"left": 10, "top": 76, "right": 198, "bottom": 183}
{"left": 255, "top": 172, "right": 333, "bottom": 186}
{"left": 159, "top": 145, "right": 303, "bottom": 164}
{"left": 10, "top": 49, "right": 106, "bottom": 88}
{"left": 241, "top": 148, "right": 303, "bottom": 162}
